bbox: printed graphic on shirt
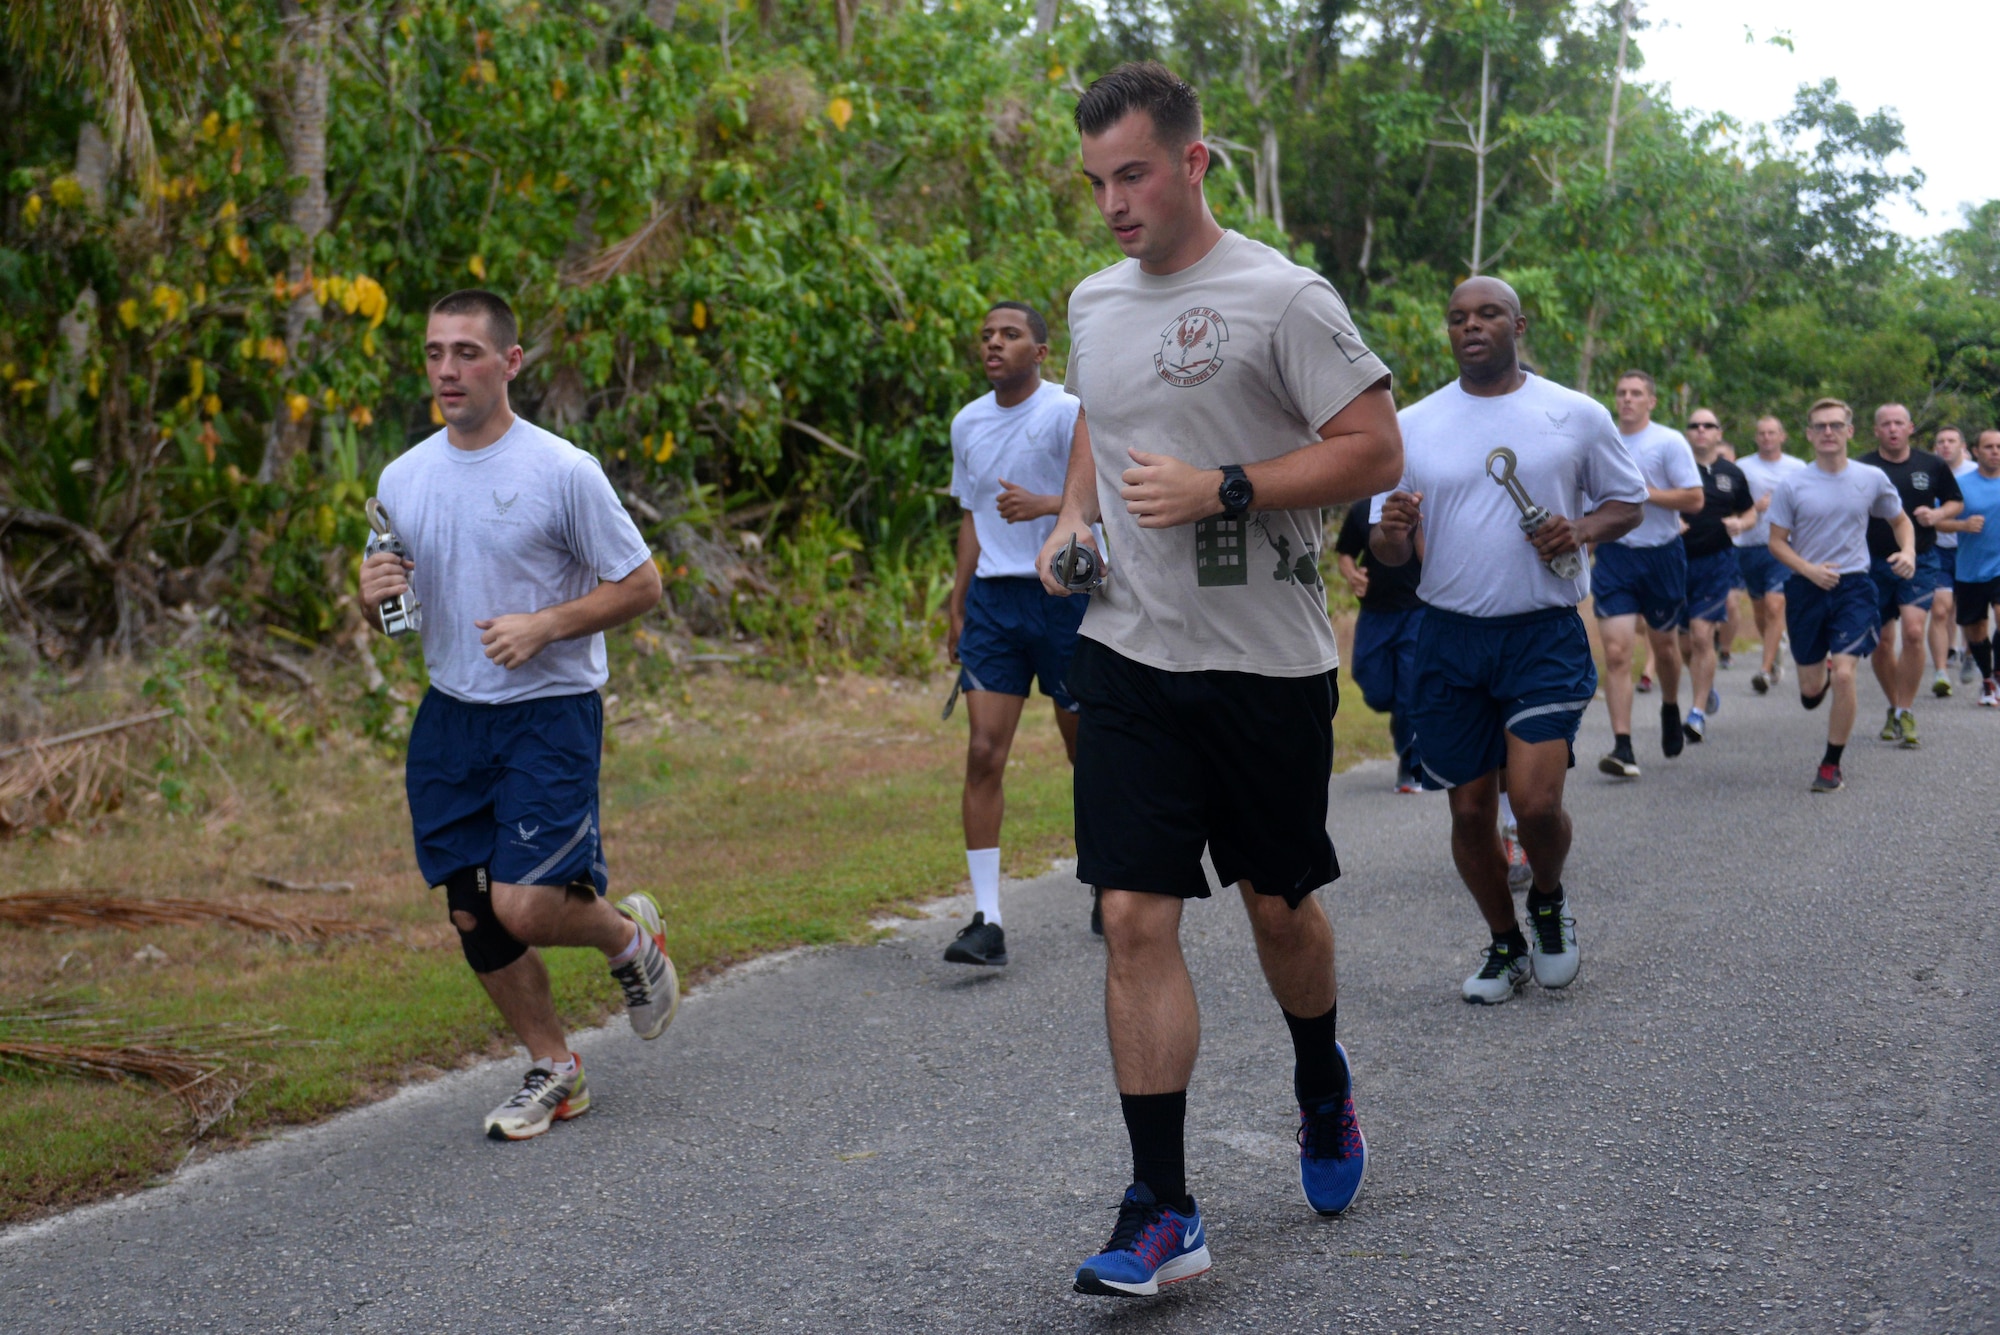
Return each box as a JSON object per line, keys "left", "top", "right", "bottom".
{"left": 1156, "top": 308, "right": 1229, "bottom": 387}
{"left": 1258, "top": 518, "right": 1323, "bottom": 589}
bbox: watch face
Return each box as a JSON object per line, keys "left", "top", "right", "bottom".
{"left": 1222, "top": 477, "right": 1253, "bottom": 510}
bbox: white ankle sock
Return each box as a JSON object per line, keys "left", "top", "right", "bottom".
{"left": 548, "top": 1053, "right": 578, "bottom": 1076}
{"left": 606, "top": 922, "right": 643, "bottom": 967}
{"left": 967, "top": 848, "right": 1001, "bottom": 925}
{"left": 1497, "top": 793, "right": 1516, "bottom": 829}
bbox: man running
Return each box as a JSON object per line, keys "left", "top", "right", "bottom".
{"left": 1334, "top": 498, "right": 1426, "bottom": 792}
{"left": 1950, "top": 429, "right": 2000, "bottom": 705}
{"left": 1767, "top": 399, "right": 1915, "bottom": 792}
{"left": 1043, "top": 62, "right": 1402, "bottom": 1298}
{"left": 942, "top": 301, "right": 1086, "bottom": 967}
{"left": 1928, "top": 426, "right": 1975, "bottom": 688}
{"left": 1860, "top": 403, "right": 1962, "bottom": 746}
{"left": 1594, "top": 371, "right": 1702, "bottom": 777}
{"left": 1372, "top": 277, "right": 1643, "bottom": 1003}
{"left": 1734, "top": 415, "right": 1808, "bottom": 693}
{"left": 359, "top": 289, "right": 676, "bottom": 1140}
{"left": 1677, "top": 407, "right": 1753, "bottom": 741}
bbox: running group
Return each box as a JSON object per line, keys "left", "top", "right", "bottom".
{"left": 357, "top": 59, "right": 2000, "bottom": 1303}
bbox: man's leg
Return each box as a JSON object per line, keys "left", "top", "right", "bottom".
{"left": 1760, "top": 593, "right": 1786, "bottom": 675}
{"left": 1504, "top": 735, "right": 1574, "bottom": 897}
{"left": 469, "top": 949, "right": 569, "bottom": 1063}
{"left": 1930, "top": 588, "right": 1957, "bottom": 674}
{"left": 1893, "top": 603, "right": 1928, "bottom": 710}
{"left": 1826, "top": 654, "right": 1860, "bottom": 745}
{"left": 1601, "top": 615, "right": 1639, "bottom": 738}
{"left": 1054, "top": 699, "right": 1080, "bottom": 763}
{"left": 1447, "top": 773, "right": 1514, "bottom": 936}
{"left": 961, "top": 690, "right": 1027, "bottom": 930}
{"left": 1239, "top": 887, "right": 1339, "bottom": 1101}
{"left": 1646, "top": 623, "right": 1685, "bottom": 705}
{"left": 1686, "top": 617, "right": 1720, "bottom": 722}
{"left": 1101, "top": 890, "right": 1198, "bottom": 1206}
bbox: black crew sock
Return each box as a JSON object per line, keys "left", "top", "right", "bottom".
{"left": 1526, "top": 883, "right": 1566, "bottom": 913}
{"left": 1119, "top": 1091, "right": 1189, "bottom": 1210}
{"left": 1493, "top": 925, "right": 1529, "bottom": 954}
{"left": 1281, "top": 1005, "right": 1348, "bottom": 1108}
{"left": 1612, "top": 732, "right": 1634, "bottom": 760}
{"left": 1822, "top": 742, "right": 1845, "bottom": 768}
{"left": 1973, "top": 640, "right": 1995, "bottom": 678}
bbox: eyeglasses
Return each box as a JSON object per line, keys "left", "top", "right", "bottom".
{"left": 1687, "top": 422, "right": 1719, "bottom": 430}
{"left": 1806, "top": 422, "right": 1848, "bottom": 434}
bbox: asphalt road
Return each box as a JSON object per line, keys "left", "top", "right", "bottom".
{"left": 6, "top": 664, "right": 1995, "bottom": 1333}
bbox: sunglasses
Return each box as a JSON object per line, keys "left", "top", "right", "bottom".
{"left": 1806, "top": 422, "right": 1847, "bottom": 433}
{"left": 1687, "top": 421, "right": 1719, "bottom": 430}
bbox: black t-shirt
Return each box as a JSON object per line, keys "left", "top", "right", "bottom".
{"left": 1334, "top": 502, "right": 1425, "bottom": 612}
{"left": 1682, "top": 457, "right": 1754, "bottom": 558}
{"left": 1859, "top": 449, "right": 1963, "bottom": 557}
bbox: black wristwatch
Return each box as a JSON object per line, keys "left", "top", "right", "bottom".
{"left": 1218, "top": 464, "right": 1254, "bottom": 517}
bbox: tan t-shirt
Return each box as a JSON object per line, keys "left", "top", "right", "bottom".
{"left": 1064, "top": 230, "right": 1391, "bottom": 676}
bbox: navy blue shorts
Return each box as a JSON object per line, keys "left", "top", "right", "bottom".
{"left": 1410, "top": 605, "right": 1597, "bottom": 789}
{"left": 1737, "top": 544, "right": 1789, "bottom": 599}
{"left": 1349, "top": 606, "right": 1425, "bottom": 716}
{"left": 1870, "top": 549, "right": 1941, "bottom": 624}
{"left": 958, "top": 577, "right": 1087, "bottom": 711}
{"left": 1937, "top": 546, "right": 1957, "bottom": 583}
{"left": 1786, "top": 573, "right": 1879, "bottom": 666}
{"left": 1679, "top": 549, "right": 1739, "bottom": 628}
{"left": 1592, "top": 541, "right": 1687, "bottom": 631}
{"left": 406, "top": 689, "right": 607, "bottom": 894}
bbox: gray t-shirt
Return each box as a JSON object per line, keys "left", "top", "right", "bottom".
{"left": 1614, "top": 421, "right": 1701, "bottom": 548}
{"left": 1063, "top": 231, "right": 1391, "bottom": 676}
{"left": 1375, "top": 375, "right": 1646, "bottom": 617}
{"left": 375, "top": 418, "right": 652, "bottom": 704}
{"left": 1765, "top": 459, "right": 1902, "bottom": 574}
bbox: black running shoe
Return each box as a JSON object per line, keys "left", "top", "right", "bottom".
{"left": 1660, "top": 702, "right": 1684, "bottom": 758}
{"left": 944, "top": 912, "right": 1008, "bottom": 966}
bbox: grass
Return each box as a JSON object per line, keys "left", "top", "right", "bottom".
{"left": 0, "top": 642, "right": 1394, "bottom": 1224}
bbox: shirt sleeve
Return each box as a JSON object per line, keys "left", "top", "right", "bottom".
{"left": 1767, "top": 479, "right": 1796, "bottom": 534}
{"left": 1936, "top": 463, "right": 1964, "bottom": 505}
{"left": 1581, "top": 408, "right": 1648, "bottom": 509}
{"left": 563, "top": 455, "right": 653, "bottom": 583}
{"left": 1334, "top": 501, "right": 1370, "bottom": 558}
{"left": 1271, "top": 281, "right": 1392, "bottom": 432}
{"left": 1723, "top": 462, "right": 1754, "bottom": 515}
{"left": 1869, "top": 473, "right": 1905, "bottom": 522}
{"left": 948, "top": 412, "right": 970, "bottom": 508}
{"left": 1662, "top": 432, "right": 1701, "bottom": 490}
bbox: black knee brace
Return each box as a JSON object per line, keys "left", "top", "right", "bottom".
{"left": 442, "top": 866, "right": 526, "bottom": 974}
{"left": 1801, "top": 685, "right": 1829, "bottom": 711}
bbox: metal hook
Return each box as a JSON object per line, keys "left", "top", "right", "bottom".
{"left": 1484, "top": 447, "right": 1536, "bottom": 515}
{"left": 365, "top": 498, "right": 393, "bottom": 536}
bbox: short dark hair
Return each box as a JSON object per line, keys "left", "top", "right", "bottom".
{"left": 1074, "top": 62, "right": 1202, "bottom": 147}
{"left": 1615, "top": 369, "right": 1656, "bottom": 393}
{"left": 1935, "top": 424, "right": 1966, "bottom": 441}
{"left": 430, "top": 289, "right": 518, "bottom": 350}
{"left": 987, "top": 301, "right": 1048, "bottom": 345}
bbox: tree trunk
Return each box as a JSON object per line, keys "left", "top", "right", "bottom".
{"left": 259, "top": 0, "right": 333, "bottom": 486}
{"left": 1260, "top": 120, "right": 1284, "bottom": 233}
{"left": 1470, "top": 42, "right": 1490, "bottom": 274}
{"left": 1034, "top": 0, "right": 1059, "bottom": 34}
{"left": 646, "top": 0, "right": 680, "bottom": 30}
{"left": 835, "top": 0, "right": 860, "bottom": 56}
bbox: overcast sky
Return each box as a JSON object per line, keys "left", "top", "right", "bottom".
{"left": 1635, "top": 0, "right": 1997, "bottom": 240}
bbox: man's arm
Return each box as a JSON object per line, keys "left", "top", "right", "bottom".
{"left": 1886, "top": 511, "right": 1917, "bottom": 577}
{"left": 1523, "top": 498, "right": 1644, "bottom": 563}
{"left": 996, "top": 480, "right": 1062, "bottom": 523}
{"left": 476, "top": 560, "right": 663, "bottom": 670}
{"left": 1037, "top": 411, "right": 1105, "bottom": 595}
{"left": 1114, "top": 382, "right": 1403, "bottom": 527}
{"left": 947, "top": 511, "right": 979, "bottom": 663}
{"left": 1650, "top": 483, "right": 1704, "bottom": 514}
{"left": 1768, "top": 524, "right": 1838, "bottom": 590}
{"left": 357, "top": 551, "right": 413, "bottom": 633}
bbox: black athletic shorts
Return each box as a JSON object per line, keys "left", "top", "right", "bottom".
{"left": 1069, "top": 637, "right": 1339, "bottom": 908}
{"left": 1954, "top": 576, "right": 2000, "bottom": 626}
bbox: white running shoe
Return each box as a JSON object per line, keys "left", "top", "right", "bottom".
{"left": 1527, "top": 896, "right": 1581, "bottom": 989}
{"left": 1502, "top": 824, "right": 1532, "bottom": 892}
{"left": 1981, "top": 679, "right": 1999, "bottom": 708}
{"left": 613, "top": 892, "right": 680, "bottom": 1040}
{"left": 484, "top": 1056, "right": 589, "bottom": 1140}
{"left": 1462, "top": 939, "right": 1531, "bottom": 1004}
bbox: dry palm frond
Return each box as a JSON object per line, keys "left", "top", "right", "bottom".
{"left": 565, "top": 208, "right": 680, "bottom": 286}
{"left": 0, "top": 1003, "right": 279, "bottom": 1135}
{"left": 0, "top": 891, "right": 386, "bottom": 942}
{"left": 0, "top": 719, "right": 161, "bottom": 835}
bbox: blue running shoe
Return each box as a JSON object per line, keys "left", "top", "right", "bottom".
{"left": 1298, "top": 1041, "right": 1366, "bottom": 1215}
{"left": 1072, "top": 1183, "right": 1211, "bottom": 1297}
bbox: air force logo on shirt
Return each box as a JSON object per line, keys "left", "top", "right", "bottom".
{"left": 1716, "top": 474, "right": 1735, "bottom": 493}
{"left": 1911, "top": 471, "right": 1931, "bottom": 490}
{"left": 1156, "top": 308, "right": 1228, "bottom": 387}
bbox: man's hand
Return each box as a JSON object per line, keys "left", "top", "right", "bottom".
{"left": 1037, "top": 519, "right": 1101, "bottom": 597}
{"left": 1528, "top": 512, "right": 1582, "bottom": 560}
{"left": 1889, "top": 549, "right": 1916, "bottom": 579}
{"left": 946, "top": 603, "right": 965, "bottom": 663}
{"left": 1375, "top": 491, "right": 1421, "bottom": 544}
{"left": 358, "top": 551, "right": 413, "bottom": 626}
{"left": 476, "top": 611, "right": 557, "bottom": 670}
{"left": 1803, "top": 562, "right": 1840, "bottom": 591}
{"left": 1755, "top": 492, "right": 1773, "bottom": 514}
{"left": 1341, "top": 563, "right": 1369, "bottom": 600}
{"left": 1914, "top": 505, "right": 1937, "bottom": 528}
{"left": 1964, "top": 514, "right": 1987, "bottom": 535}
{"left": 1119, "top": 450, "right": 1223, "bottom": 529}
{"left": 996, "top": 480, "right": 1058, "bottom": 524}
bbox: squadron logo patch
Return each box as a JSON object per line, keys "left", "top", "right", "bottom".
{"left": 1156, "top": 308, "right": 1228, "bottom": 387}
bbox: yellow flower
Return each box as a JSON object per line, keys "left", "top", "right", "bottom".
{"left": 218, "top": 199, "right": 237, "bottom": 221}
{"left": 826, "top": 97, "right": 854, "bottom": 131}
{"left": 88, "top": 370, "right": 102, "bottom": 398}
{"left": 322, "top": 388, "right": 340, "bottom": 409}
{"left": 22, "top": 195, "right": 42, "bottom": 225}
{"left": 200, "top": 111, "right": 220, "bottom": 140}
{"left": 49, "top": 176, "right": 85, "bottom": 209}
{"left": 226, "top": 234, "right": 251, "bottom": 264}
{"left": 189, "top": 359, "right": 205, "bottom": 397}
{"left": 151, "top": 284, "right": 186, "bottom": 322}
{"left": 362, "top": 331, "right": 376, "bottom": 357}
{"left": 118, "top": 298, "right": 142, "bottom": 328}
{"left": 259, "top": 337, "right": 288, "bottom": 365}
{"left": 1048, "top": 63, "right": 1065, "bottom": 81}
{"left": 691, "top": 300, "right": 708, "bottom": 330}
{"left": 287, "top": 392, "right": 311, "bottom": 422}
{"left": 654, "top": 431, "right": 676, "bottom": 463}
{"left": 203, "top": 394, "right": 221, "bottom": 416}
{"left": 348, "top": 405, "right": 374, "bottom": 427}
{"left": 468, "top": 255, "right": 487, "bottom": 280}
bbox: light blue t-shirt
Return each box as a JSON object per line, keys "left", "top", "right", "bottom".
{"left": 1375, "top": 374, "right": 1646, "bottom": 618}
{"left": 1956, "top": 468, "right": 2000, "bottom": 583}
{"left": 1614, "top": 421, "right": 1701, "bottom": 549}
{"left": 375, "top": 417, "right": 652, "bottom": 705}
{"left": 1766, "top": 459, "right": 1902, "bottom": 575}
{"left": 948, "top": 381, "right": 1082, "bottom": 580}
